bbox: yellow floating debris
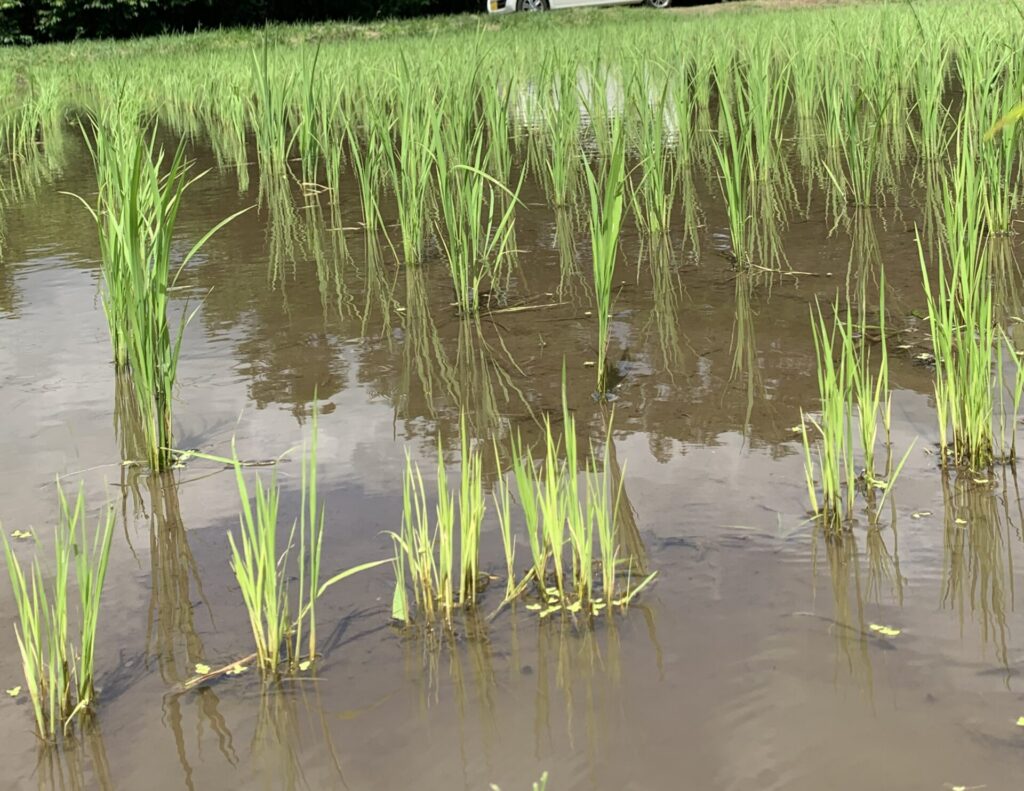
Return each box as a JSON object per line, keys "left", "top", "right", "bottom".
{"left": 194, "top": 663, "right": 211, "bottom": 675}
{"left": 869, "top": 624, "right": 901, "bottom": 637}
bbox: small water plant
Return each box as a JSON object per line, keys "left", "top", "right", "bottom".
{"left": 1, "top": 485, "right": 115, "bottom": 740}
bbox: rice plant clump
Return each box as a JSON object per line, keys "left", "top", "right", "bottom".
{"left": 1, "top": 485, "right": 115, "bottom": 740}
{"left": 391, "top": 396, "right": 656, "bottom": 630}
{"left": 73, "top": 122, "right": 246, "bottom": 472}
{"left": 208, "top": 406, "right": 388, "bottom": 675}
{"left": 917, "top": 151, "right": 1000, "bottom": 469}
{"left": 800, "top": 294, "right": 913, "bottom": 532}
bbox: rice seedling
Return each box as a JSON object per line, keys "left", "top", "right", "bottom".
{"left": 1, "top": 484, "right": 115, "bottom": 740}
{"left": 916, "top": 149, "right": 995, "bottom": 469}
{"left": 433, "top": 125, "right": 523, "bottom": 315}
{"left": 821, "top": 83, "right": 887, "bottom": 211}
{"left": 345, "top": 110, "right": 390, "bottom": 249}
{"left": 292, "top": 42, "right": 324, "bottom": 188}
{"left": 529, "top": 67, "right": 583, "bottom": 209}
{"left": 391, "top": 419, "right": 484, "bottom": 630}
{"left": 629, "top": 80, "right": 676, "bottom": 239}
{"left": 72, "top": 123, "right": 246, "bottom": 471}
{"left": 386, "top": 69, "right": 435, "bottom": 267}
{"left": 709, "top": 73, "right": 754, "bottom": 267}
{"left": 457, "top": 415, "right": 485, "bottom": 608}
{"left": 800, "top": 300, "right": 857, "bottom": 532}
{"left": 800, "top": 291, "right": 913, "bottom": 531}
{"left": 206, "top": 408, "right": 388, "bottom": 674}
{"left": 584, "top": 118, "right": 627, "bottom": 397}
{"left": 909, "top": 37, "right": 951, "bottom": 163}
{"left": 249, "top": 35, "right": 293, "bottom": 186}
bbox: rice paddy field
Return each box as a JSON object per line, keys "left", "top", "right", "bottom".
{"left": 5, "top": 0, "right": 1024, "bottom": 788}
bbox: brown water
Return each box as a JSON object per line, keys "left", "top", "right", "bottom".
{"left": 2, "top": 138, "right": 1024, "bottom": 791}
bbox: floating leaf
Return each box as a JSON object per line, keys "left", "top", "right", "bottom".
{"left": 298, "top": 660, "right": 311, "bottom": 672}
{"left": 10, "top": 530, "right": 31, "bottom": 540}
{"left": 869, "top": 624, "right": 901, "bottom": 637}
{"left": 973, "top": 478, "right": 989, "bottom": 485}
{"left": 525, "top": 603, "right": 542, "bottom": 611}
{"left": 194, "top": 663, "right": 211, "bottom": 675}
{"left": 911, "top": 511, "right": 932, "bottom": 519}
{"left": 226, "top": 663, "right": 247, "bottom": 676}
{"left": 1017, "top": 716, "right": 1024, "bottom": 727}
{"left": 538, "top": 606, "right": 561, "bottom": 618}
{"left": 566, "top": 600, "right": 582, "bottom": 613}
{"left": 955, "top": 518, "right": 968, "bottom": 526}
{"left": 6, "top": 686, "right": 20, "bottom": 697}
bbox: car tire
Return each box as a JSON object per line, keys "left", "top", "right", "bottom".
{"left": 644, "top": 0, "right": 673, "bottom": 8}
{"left": 516, "top": 0, "right": 549, "bottom": 9}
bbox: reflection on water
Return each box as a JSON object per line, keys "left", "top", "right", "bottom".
{"left": 144, "top": 475, "right": 210, "bottom": 685}
{"left": 645, "top": 238, "right": 685, "bottom": 380}
{"left": 36, "top": 724, "right": 114, "bottom": 791}
{"left": 813, "top": 530, "right": 874, "bottom": 698}
{"left": 143, "top": 474, "right": 238, "bottom": 791}
{"left": 940, "top": 472, "right": 1018, "bottom": 667}
{"left": 251, "top": 686, "right": 346, "bottom": 791}
{"left": 730, "top": 271, "right": 763, "bottom": 435}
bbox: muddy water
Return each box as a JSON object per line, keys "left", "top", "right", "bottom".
{"left": 1, "top": 137, "right": 1024, "bottom": 791}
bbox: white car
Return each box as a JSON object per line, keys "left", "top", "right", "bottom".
{"left": 488, "top": 0, "right": 675, "bottom": 12}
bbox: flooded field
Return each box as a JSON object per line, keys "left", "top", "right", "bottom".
{"left": 3, "top": 3, "right": 1024, "bottom": 790}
